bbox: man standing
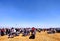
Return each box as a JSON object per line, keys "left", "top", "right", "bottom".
{"left": 29, "top": 27, "right": 36, "bottom": 39}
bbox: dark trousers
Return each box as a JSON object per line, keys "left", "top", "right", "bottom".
{"left": 29, "top": 34, "right": 35, "bottom": 39}
{"left": 1, "top": 31, "right": 4, "bottom": 36}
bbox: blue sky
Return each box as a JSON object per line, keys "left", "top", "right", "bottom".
{"left": 0, "top": 0, "right": 60, "bottom": 28}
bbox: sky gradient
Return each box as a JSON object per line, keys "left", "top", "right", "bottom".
{"left": 0, "top": 0, "right": 60, "bottom": 28}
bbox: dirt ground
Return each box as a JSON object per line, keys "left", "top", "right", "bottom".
{"left": 0, "top": 31, "right": 60, "bottom": 41}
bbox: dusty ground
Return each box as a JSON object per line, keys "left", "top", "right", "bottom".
{"left": 0, "top": 31, "right": 60, "bottom": 41}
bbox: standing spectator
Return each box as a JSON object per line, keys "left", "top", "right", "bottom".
{"left": 0, "top": 29, "right": 1, "bottom": 36}
{"left": 29, "top": 27, "right": 36, "bottom": 39}
{"left": 22, "top": 28, "right": 27, "bottom": 36}
{"left": 1, "top": 28, "right": 5, "bottom": 36}
{"left": 8, "top": 28, "right": 16, "bottom": 38}
{"left": 26, "top": 28, "right": 30, "bottom": 36}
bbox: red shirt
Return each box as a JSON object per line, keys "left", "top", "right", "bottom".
{"left": 32, "top": 27, "right": 35, "bottom": 32}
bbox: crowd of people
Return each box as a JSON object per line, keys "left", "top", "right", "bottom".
{"left": 0, "top": 27, "right": 36, "bottom": 39}
{"left": 0, "top": 27, "right": 60, "bottom": 39}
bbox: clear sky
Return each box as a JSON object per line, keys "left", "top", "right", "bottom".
{"left": 0, "top": 0, "right": 60, "bottom": 28}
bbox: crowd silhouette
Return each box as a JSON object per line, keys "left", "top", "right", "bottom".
{"left": 0, "top": 27, "right": 60, "bottom": 39}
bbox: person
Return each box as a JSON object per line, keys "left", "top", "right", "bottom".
{"left": 19, "top": 28, "right": 22, "bottom": 33}
{"left": 6, "top": 28, "right": 9, "bottom": 35}
{"left": 29, "top": 27, "right": 36, "bottom": 39}
{"left": 8, "top": 28, "right": 16, "bottom": 38}
{"left": 0, "top": 29, "right": 1, "bottom": 36}
{"left": 26, "top": 28, "right": 30, "bottom": 36}
{"left": 1, "top": 28, "right": 5, "bottom": 36}
{"left": 15, "top": 28, "right": 19, "bottom": 36}
{"left": 22, "top": 28, "right": 27, "bottom": 36}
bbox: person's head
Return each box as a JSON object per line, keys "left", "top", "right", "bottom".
{"left": 32, "top": 27, "right": 34, "bottom": 28}
{"left": 0, "top": 29, "right": 1, "bottom": 30}
{"left": 11, "top": 28, "right": 14, "bottom": 29}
